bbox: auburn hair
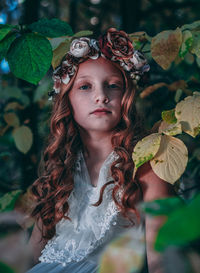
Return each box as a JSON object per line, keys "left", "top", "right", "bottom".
{"left": 30, "top": 58, "right": 146, "bottom": 240}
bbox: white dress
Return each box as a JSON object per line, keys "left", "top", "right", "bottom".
{"left": 26, "top": 150, "right": 144, "bottom": 273}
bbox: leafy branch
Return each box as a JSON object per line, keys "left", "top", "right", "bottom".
{"left": 0, "top": 18, "right": 73, "bottom": 84}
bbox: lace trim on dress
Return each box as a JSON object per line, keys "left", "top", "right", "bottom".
{"left": 39, "top": 150, "right": 123, "bottom": 266}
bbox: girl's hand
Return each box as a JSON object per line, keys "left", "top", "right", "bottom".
{"left": 28, "top": 218, "right": 47, "bottom": 266}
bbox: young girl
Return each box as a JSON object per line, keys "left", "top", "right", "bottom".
{"left": 27, "top": 28, "right": 175, "bottom": 273}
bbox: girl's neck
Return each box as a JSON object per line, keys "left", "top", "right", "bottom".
{"left": 80, "top": 130, "right": 113, "bottom": 161}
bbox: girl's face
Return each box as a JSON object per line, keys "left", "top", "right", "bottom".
{"left": 68, "top": 57, "right": 124, "bottom": 135}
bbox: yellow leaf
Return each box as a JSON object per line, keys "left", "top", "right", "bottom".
{"left": 190, "top": 31, "right": 200, "bottom": 57}
{"left": 175, "top": 92, "right": 200, "bottom": 137}
{"left": 140, "top": 82, "right": 167, "bottom": 98}
{"left": 150, "top": 135, "right": 188, "bottom": 184}
{"left": 49, "top": 36, "right": 70, "bottom": 50}
{"left": 3, "top": 112, "right": 20, "bottom": 127}
{"left": 12, "top": 125, "right": 33, "bottom": 154}
{"left": 161, "top": 109, "right": 177, "bottom": 124}
{"left": 158, "top": 121, "right": 182, "bottom": 136}
{"left": 151, "top": 28, "right": 182, "bottom": 70}
{"left": 99, "top": 228, "right": 145, "bottom": 273}
{"left": 4, "top": 102, "right": 24, "bottom": 111}
{"left": 168, "top": 80, "right": 188, "bottom": 92}
{"left": 73, "top": 30, "right": 93, "bottom": 38}
{"left": 52, "top": 39, "right": 71, "bottom": 69}
{"left": 181, "top": 20, "right": 200, "bottom": 32}
{"left": 132, "top": 133, "right": 161, "bottom": 169}
{"left": 129, "top": 31, "right": 152, "bottom": 42}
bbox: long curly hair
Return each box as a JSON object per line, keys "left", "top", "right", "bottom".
{"left": 31, "top": 59, "right": 146, "bottom": 240}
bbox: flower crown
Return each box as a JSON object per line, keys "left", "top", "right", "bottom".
{"left": 48, "top": 28, "right": 150, "bottom": 100}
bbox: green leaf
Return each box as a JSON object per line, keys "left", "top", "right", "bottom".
{"left": 132, "top": 40, "right": 142, "bottom": 50}
{"left": 141, "top": 197, "right": 184, "bottom": 216}
{"left": 155, "top": 193, "right": 200, "bottom": 251}
{"left": 7, "top": 33, "right": 52, "bottom": 84}
{"left": 73, "top": 30, "right": 93, "bottom": 37}
{"left": 19, "top": 94, "right": 30, "bottom": 106}
{"left": 0, "top": 151, "right": 11, "bottom": 158}
{"left": 0, "top": 32, "right": 17, "bottom": 61}
{"left": 0, "top": 190, "right": 22, "bottom": 212}
{"left": 12, "top": 125, "right": 33, "bottom": 154}
{"left": 0, "top": 24, "right": 14, "bottom": 41}
{"left": 179, "top": 30, "right": 193, "bottom": 58}
{"left": 28, "top": 18, "right": 73, "bottom": 38}
{"left": 184, "top": 51, "right": 195, "bottom": 65}
{"left": 0, "top": 262, "right": 15, "bottom": 273}
{"left": 0, "top": 86, "right": 22, "bottom": 100}
{"left": 161, "top": 109, "right": 177, "bottom": 124}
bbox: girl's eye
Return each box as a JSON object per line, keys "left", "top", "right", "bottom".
{"left": 79, "top": 84, "right": 90, "bottom": 90}
{"left": 108, "top": 83, "right": 120, "bottom": 89}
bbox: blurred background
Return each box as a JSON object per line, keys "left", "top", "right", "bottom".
{"left": 0, "top": 0, "right": 200, "bottom": 272}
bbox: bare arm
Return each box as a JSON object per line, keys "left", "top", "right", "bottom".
{"left": 28, "top": 218, "right": 47, "bottom": 266}
{"left": 137, "top": 162, "right": 176, "bottom": 273}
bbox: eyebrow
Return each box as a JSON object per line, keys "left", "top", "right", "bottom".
{"left": 76, "top": 74, "right": 123, "bottom": 81}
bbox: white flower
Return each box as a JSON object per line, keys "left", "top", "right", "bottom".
{"left": 89, "top": 53, "right": 99, "bottom": 60}
{"left": 70, "top": 38, "right": 90, "bottom": 58}
{"left": 53, "top": 75, "right": 61, "bottom": 93}
{"left": 62, "top": 74, "right": 70, "bottom": 84}
{"left": 122, "top": 63, "right": 131, "bottom": 71}
{"left": 119, "top": 60, "right": 132, "bottom": 71}
{"left": 62, "top": 60, "right": 71, "bottom": 66}
{"left": 130, "top": 51, "right": 146, "bottom": 69}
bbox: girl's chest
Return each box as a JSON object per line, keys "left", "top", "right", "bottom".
{"left": 85, "top": 159, "right": 106, "bottom": 188}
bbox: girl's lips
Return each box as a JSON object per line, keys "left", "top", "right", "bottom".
{"left": 92, "top": 111, "right": 111, "bottom": 115}
{"left": 91, "top": 108, "right": 111, "bottom": 114}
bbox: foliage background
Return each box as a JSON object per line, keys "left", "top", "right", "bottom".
{"left": 0, "top": 0, "right": 200, "bottom": 272}
{"left": 1, "top": 0, "right": 200, "bottom": 198}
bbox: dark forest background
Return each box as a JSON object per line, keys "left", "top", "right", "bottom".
{"left": 1, "top": 0, "right": 200, "bottom": 198}
{"left": 0, "top": 1, "right": 200, "bottom": 272}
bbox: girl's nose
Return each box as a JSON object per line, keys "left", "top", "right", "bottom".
{"left": 94, "top": 86, "right": 109, "bottom": 104}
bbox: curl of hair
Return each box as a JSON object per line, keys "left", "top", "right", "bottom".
{"left": 30, "top": 60, "right": 146, "bottom": 240}
{"left": 93, "top": 68, "right": 146, "bottom": 225}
